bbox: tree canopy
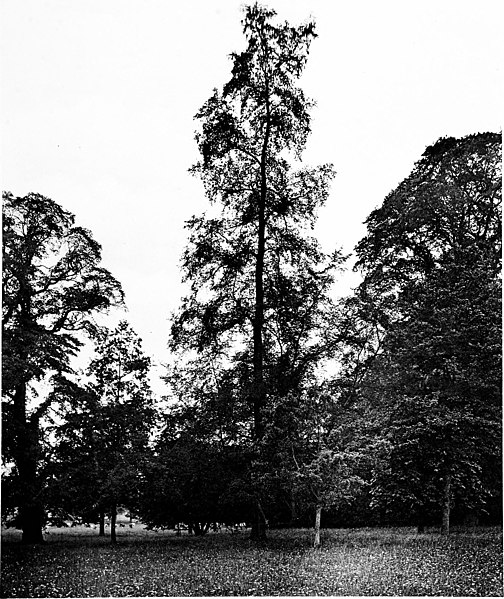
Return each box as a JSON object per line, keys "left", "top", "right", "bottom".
{"left": 353, "top": 132, "right": 502, "bottom": 532}
{"left": 2, "top": 191, "right": 124, "bottom": 542}
{"left": 49, "top": 321, "right": 155, "bottom": 542}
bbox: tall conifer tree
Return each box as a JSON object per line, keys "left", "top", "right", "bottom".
{"left": 171, "top": 4, "right": 340, "bottom": 539}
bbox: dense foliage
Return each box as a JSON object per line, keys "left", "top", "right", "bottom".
{"left": 353, "top": 132, "right": 502, "bottom": 531}
{"left": 138, "top": 438, "right": 251, "bottom": 533}
{"left": 2, "top": 191, "right": 123, "bottom": 543}
{"left": 48, "top": 321, "right": 155, "bottom": 541}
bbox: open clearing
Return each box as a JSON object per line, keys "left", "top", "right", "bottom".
{"left": 1, "top": 526, "right": 502, "bottom": 597}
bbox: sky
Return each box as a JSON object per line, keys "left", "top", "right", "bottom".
{"left": 1, "top": 0, "right": 502, "bottom": 394}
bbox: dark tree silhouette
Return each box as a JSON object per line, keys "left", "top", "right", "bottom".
{"left": 354, "top": 133, "right": 502, "bottom": 533}
{"left": 171, "top": 4, "right": 340, "bottom": 540}
{"left": 2, "top": 191, "right": 123, "bottom": 543}
{"left": 50, "top": 321, "right": 155, "bottom": 543}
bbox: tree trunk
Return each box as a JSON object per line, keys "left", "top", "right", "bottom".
{"left": 249, "top": 478, "right": 268, "bottom": 541}
{"left": 250, "top": 499, "right": 267, "bottom": 542}
{"left": 313, "top": 506, "right": 322, "bottom": 548}
{"left": 250, "top": 84, "right": 271, "bottom": 544}
{"left": 441, "top": 474, "right": 451, "bottom": 535}
{"left": 417, "top": 507, "right": 427, "bottom": 533}
{"left": 110, "top": 504, "right": 117, "bottom": 543}
{"left": 287, "top": 490, "right": 297, "bottom": 527}
{"left": 251, "top": 42, "right": 271, "bottom": 446}
{"left": 99, "top": 511, "right": 105, "bottom": 536}
{"left": 13, "top": 382, "right": 45, "bottom": 544}
{"left": 252, "top": 145, "right": 267, "bottom": 442}
{"left": 19, "top": 500, "right": 45, "bottom": 544}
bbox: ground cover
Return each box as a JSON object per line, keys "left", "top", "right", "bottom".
{"left": 1, "top": 526, "right": 502, "bottom": 597}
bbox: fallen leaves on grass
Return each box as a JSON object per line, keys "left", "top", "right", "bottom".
{"left": 1, "top": 527, "right": 502, "bottom": 597}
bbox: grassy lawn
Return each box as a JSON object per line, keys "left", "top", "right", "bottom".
{"left": 1, "top": 525, "right": 502, "bottom": 597}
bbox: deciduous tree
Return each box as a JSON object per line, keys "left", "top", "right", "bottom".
{"left": 354, "top": 133, "right": 502, "bottom": 532}
{"left": 50, "top": 321, "right": 155, "bottom": 543}
{"left": 2, "top": 191, "right": 123, "bottom": 543}
{"left": 261, "top": 385, "right": 366, "bottom": 547}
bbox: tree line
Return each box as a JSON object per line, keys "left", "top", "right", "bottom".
{"left": 2, "top": 4, "right": 501, "bottom": 547}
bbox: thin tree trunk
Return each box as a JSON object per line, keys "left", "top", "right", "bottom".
{"left": 289, "top": 490, "right": 297, "bottom": 527}
{"left": 110, "top": 504, "right": 117, "bottom": 543}
{"left": 441, "top": 474, "right": 451, "bottom": 535}
{"left": 99, "top": 511, "right": 105, "bottom": 536}
{"left": 417, "top": 506, "right": 427, "bottom": 533}
{"left": 252, "top": 15, "right": 272, "bottom": 446}
{"left": 252, "top": 138, "right": 268, "bottom": 443}
{"left": 313, "top": 506, "right": 322, "bottom": 548}
{"left": 250, "top": 499, "right": 268, "bottom": 542}
{"left": 250, "top": 62, "right": 271, "bottom": 544}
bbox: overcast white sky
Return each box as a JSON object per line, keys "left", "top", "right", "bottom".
{"left": 1, "top": 0, "right": 502, "bottom": 394}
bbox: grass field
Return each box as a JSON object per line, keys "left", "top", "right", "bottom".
{"left": 1, "top": 525, "right": 502, "bottom": 597}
